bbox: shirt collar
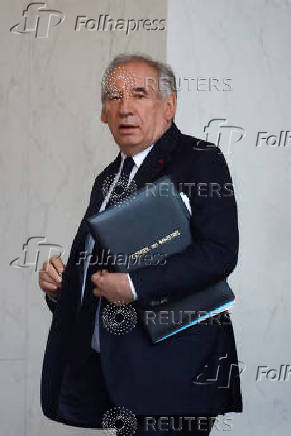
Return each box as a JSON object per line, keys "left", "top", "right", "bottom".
{"left": 120, "top": 144, "right": 154, "bottom": 168}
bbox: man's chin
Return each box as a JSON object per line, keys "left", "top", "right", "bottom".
{"left": 115, "top": 133, "right": 143, "bottom": 148}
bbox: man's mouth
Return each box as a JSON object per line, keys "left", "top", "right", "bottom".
{"left": 119, "top": 124, "right": 139, "bottom": 134}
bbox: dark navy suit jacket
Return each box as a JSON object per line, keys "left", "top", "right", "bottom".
{"left": 41, "top": 122, "right": 243, "bottom": 424}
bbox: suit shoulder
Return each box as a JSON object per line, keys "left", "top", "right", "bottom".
{"left": 176, "top": 132, "right": 226, "bottom": 164}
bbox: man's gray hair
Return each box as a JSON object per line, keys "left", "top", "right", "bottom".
{"left": 101, "top": 53, "right": 177, "bottom": 106}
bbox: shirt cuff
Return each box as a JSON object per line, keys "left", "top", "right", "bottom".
{"left": 127, "top": 273, "right": 138, "bottom": 300}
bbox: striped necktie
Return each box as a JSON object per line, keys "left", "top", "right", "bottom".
{"left": 105, "top": 155, "right": 135, "bottom": 209}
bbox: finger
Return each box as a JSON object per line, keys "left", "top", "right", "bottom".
{"left": 38, "top": 272, "right": 59, "bottom": 291}
{"left": 41, "top": 281, "right": 59, "bottom": 291}
{"left": 50, "top": 255, "right": 65, "bottom": 275}
{"left": 39, "top": 278, "right": 61, "bottom": 290}
{"left": 41, "top": 262, "right": 62, "bottom": 284}
{"left": 39, "top": 269, "right": 58, "bottom": 283}
{"left": 91, "top": 271, "right": 103, "bottom": 284}
{"left": 92, "top": 287, "right": 102, "bottom": 297}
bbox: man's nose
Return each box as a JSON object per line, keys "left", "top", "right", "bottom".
{"left": 119, "top": 95, "right": 133, "bottom": 116}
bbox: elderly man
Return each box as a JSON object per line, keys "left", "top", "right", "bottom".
{"left": 39, "top": 53, "right": 242, "bottom": 436}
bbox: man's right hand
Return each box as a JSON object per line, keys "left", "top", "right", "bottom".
{"left": 39, "top": 255, "right": 66, "bottom": 301}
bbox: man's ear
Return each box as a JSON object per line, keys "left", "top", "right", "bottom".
{"left": 101, "top": 107, "right": 108, "bottom": 124}
{"left": 163, "top": 93, "right": 177, "bottom": 123}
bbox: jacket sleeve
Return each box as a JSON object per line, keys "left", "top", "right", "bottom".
{"left": 45, "top": 293, "right": 58, "bottom": 313}
{"left": 43, "top": 173, "right": 103, "bottom": 313}
{"left": 129, "top": 146, "right": 239, "bottom": 307}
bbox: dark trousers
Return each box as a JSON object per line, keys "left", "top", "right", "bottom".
{"left": 57, "top": 350, "right": 216, "bottom": 435}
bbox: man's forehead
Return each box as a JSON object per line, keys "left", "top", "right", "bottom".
{"left": 104, "top": 61, "right": 158, "bottom": 89}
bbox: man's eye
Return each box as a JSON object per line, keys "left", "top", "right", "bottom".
{"left": 111, "top": 95, "right": 121, "bottom": 100}
{"left": 134, "top": 93, "right": 145, "bottom": 99}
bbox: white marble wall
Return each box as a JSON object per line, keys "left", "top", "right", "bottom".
{"left": 167, "top": 1, "right": 291, "bottom": 435}
{"left": 0, "top": 1, "right": 166, "bottom": 435}
{"left": 2, "top": 1, "right": 290, "bottom": 435}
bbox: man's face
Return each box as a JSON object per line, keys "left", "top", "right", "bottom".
{"left": 101, "top": 61, "right": 176, "bottom": 155}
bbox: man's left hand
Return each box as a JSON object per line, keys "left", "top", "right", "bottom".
{"left": 91, "top": 269, "right": 134, "bottom": 304}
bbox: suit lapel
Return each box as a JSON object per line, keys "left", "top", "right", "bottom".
{"left": 84, "top": 153, "right": 122, "bottom": 220}
{"left": 131, "top": 122, "right": 181, "bottom": 191}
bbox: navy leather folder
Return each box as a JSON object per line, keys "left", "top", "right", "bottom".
{"left": 86, "top": 175, "right": 235, "bottom": 343}
{"left": 86, "top": 176, "right": 192, "bottom": 273}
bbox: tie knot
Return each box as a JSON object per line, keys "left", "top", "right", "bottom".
{"left": 122, "top": 155, "right": 135, "bottom": 175}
